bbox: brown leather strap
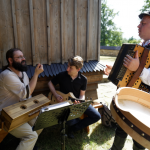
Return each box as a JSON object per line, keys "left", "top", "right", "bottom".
{"left": 127, "top": 48, "right": 149, "bottom": 87}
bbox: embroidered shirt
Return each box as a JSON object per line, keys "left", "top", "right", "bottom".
{"left": 140, "top": 40, "right": 150, "bottom": 86}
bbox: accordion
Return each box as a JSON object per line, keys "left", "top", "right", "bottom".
{"left": 108, "top": 44, "right": 150, "bottom": 92}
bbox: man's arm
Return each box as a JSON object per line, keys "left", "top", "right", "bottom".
{"left": 74, "top": 90, "right": 85, "bottom": 104}
{"left": 29, "top": 64, "right": 44, "bottom": 95}
{"left": 3, "top": 64, "right": 44, "bottom": 100}
{"left": 104, "top": 65, "right": 113, "bottom": 76}
{"left": 48, "top": 81, "right": 63, "bottom": 103}
{"left": 79, "top": 90, "right": 85, "bottom": 100}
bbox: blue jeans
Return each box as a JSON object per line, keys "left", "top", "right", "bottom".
{"left": 67, "top": 104, "right": 101, "bottom": 132}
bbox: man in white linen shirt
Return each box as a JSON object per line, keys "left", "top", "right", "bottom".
{"left": 105, "top": 12, "right": 150, "bottom": 150}
{"left": 0, "top": 48, "right": 44, "bottom": 150}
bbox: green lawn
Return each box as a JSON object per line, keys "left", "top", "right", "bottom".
{"left": 0, "top": 121, "right": 115, "bottom": 150}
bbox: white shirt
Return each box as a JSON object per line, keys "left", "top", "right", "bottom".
{"left": 0, "top": 69, "right": 30, "bottom": 111}
{"left": 139, "top": 40, "right": 150, "bottom": 86}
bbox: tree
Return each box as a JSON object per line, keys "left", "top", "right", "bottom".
{"left": 101, "top": 0, "right": 123, "bottom": 46}
{"left": 141, "top": 0, "right": 150, "bottom": 12}
{"left": 127, "top": 36, "right": 141, "bottom": 44}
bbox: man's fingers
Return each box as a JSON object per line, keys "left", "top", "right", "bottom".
{"left": 39, "top": 64, "right": 43, "bottom": 68}
{"left": 124, "top": 57, "right": 130, "bottom": 64}
{"left": 135, "top": 51, "right": 139, "bottom": 59}
{"left": 125, "top": 55, "right": 132, "bottom": 60}
{"left": 123, "top": 62, "right": 128, "bottom": 67}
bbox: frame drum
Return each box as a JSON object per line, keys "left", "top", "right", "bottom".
{"left": 110, "top": 87, "right": 150, "bottom": 149}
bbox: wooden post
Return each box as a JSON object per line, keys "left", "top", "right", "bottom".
{"left": 46, "top": 0, "right": 51, "bottom": 65}
{"left": 97, "top": 0, "right": 101, "bottom": 61}
{"left": 61, "top": 0, "right": 65, "bottom": 64}
{"left": 86, "top": 0, "right": 91, "bottom": 62}
{"left": 29, "top": 0, "right": 36, "bottom": 66}
{"left": 11, "top": 0, "right": 18, "bottom": 48}
{"left": 74, "top": 0, "right": 77, "bottom": 56}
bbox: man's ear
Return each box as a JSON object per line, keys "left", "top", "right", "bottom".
{"left": 8, "top": 58, "right": 13, "bottom": 65}
{"left": 77, "top": 68, "right": 81, "bottom": 72}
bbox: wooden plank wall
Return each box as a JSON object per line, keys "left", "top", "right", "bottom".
{"left": 0, "top": 0, "right": 101, "bottom": 67}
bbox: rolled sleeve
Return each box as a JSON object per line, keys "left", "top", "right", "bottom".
{"left": 4, "top": 73, "right": 29, "bottom": 100}
{"left": 139, "top": 67, "right": 150, "bottom": 86}
{"left": 80, "top": 78, "right": 87, "bottom": 91}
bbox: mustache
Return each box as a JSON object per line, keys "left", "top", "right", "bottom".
{"left": 21, "top": 60, "right": 26, "bottom": 64}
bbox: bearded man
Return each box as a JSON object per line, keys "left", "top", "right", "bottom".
{"left": 0, "top": 48, "right": 44, "bottom": 150}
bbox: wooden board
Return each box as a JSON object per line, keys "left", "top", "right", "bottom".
{"left": 49, "top": 0, "right": 61, "bottom": 63}
{"left": 0, "top": 129, "right": 8, "bottom": 143}
{"left": 75, "top": 0, "right": 87, "bottom": 60}
{"left": 33, "top": 0, "right": 48, "bottom": 65}
{"left": 15, "top": 0, "right": 32, "bottom": 65}
{"left": 0, "top": 0, "right": 14, "bottom": 67}
{"left": 61, "top": 0, "right": 75, "bottom": 63}
{"left": 0, "top": 0, "right": 101, "bottom": 68}
{"left": 87, "top": 0, "right": 99, "bottom": 61}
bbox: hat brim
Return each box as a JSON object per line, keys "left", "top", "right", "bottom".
{"left": 139, "top": 13, "right": 150, "bottom": 19}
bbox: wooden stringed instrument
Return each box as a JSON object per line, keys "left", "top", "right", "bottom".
{"left": 48, "top": 90, "right": 86, "bottom": 104}
{"left": 0, "top": 94, "right": 50, "bottom": 143}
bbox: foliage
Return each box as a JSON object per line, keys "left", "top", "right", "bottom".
{"left": 127, "top": 36, "right": 141, "bottom": 44}
{"left": 141, "top": 0, "right": 150, "bottom": 12}
{"left": 101, "top": 0, "right": 123, "bottom": 46}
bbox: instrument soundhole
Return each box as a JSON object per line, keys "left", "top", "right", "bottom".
{"left": 20, "top": 105, "right": 27, "bottom": 109}
{"left": 33, "top": 100, "right": 39, "bottom": 104}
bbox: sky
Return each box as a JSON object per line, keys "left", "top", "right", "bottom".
{"left": 106, "top": 0, "right": 145, "bottom": 40}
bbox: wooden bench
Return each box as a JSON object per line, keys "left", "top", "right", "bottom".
{"left": 80, "top": 102, "right": 103, "bottom": 133}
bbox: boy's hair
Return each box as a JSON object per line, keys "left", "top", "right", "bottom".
{"left": 68, "top": 56, "right": 83, "bottom": 69}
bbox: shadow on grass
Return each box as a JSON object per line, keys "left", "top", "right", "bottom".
{"left": 0, "top": 123, "right": 115, "bottom": 150}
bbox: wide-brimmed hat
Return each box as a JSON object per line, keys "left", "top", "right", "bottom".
{"left": 139, "top": 11, "right": 150, "bottom": 19}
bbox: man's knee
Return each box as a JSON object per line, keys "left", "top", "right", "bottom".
{"left": 27, "top": 131, "right": 38, "bottom": 142}
{"left": 93, "top": 112, "right": 101, "bottom": 122}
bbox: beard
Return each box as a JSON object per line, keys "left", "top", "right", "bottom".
{"left": 12, "top": 59, "right": 28, "bottom": 72}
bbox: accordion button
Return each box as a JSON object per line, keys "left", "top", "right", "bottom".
{"left": 142, "top": 133, "right": 145, "bottom": 136}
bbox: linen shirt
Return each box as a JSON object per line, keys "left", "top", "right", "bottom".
{"left": 139, "top": 40, "right": 150, "bottom": 86}
{"left": 0, "top": 69, "right": 30, "bottom": 111}
{"left": 51, "top": 71, "right": 87, "bottom": 98}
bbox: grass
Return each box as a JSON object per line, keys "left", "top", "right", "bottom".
{"left": 0, "top": 120, "right": 116, "bottom": 150}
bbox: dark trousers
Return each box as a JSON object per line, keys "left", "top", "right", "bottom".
{"left": 67, "top": 104, "right": 101, "bottom": 132}
{"left": 116, "top": 125, "right": 145, "bottom": 149}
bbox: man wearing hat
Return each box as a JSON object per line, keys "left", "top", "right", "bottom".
{"left": 105, "top": 12, "right": 150, "bottom": 150}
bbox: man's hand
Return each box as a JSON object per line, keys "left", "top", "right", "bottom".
{"left": 35, "top": 64, "right": 44, "bottom": 75}
{"left": 74, "top": 100, "right": 81, "bottom": 104}
{"left": 104, "top": 65, "right": 112, "bottom": 76}
{"left": 123, "top": 51, "right": 140, "bottom": 71}
{"left": 55, "top": 94, "right": 63, "bottom": 103}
